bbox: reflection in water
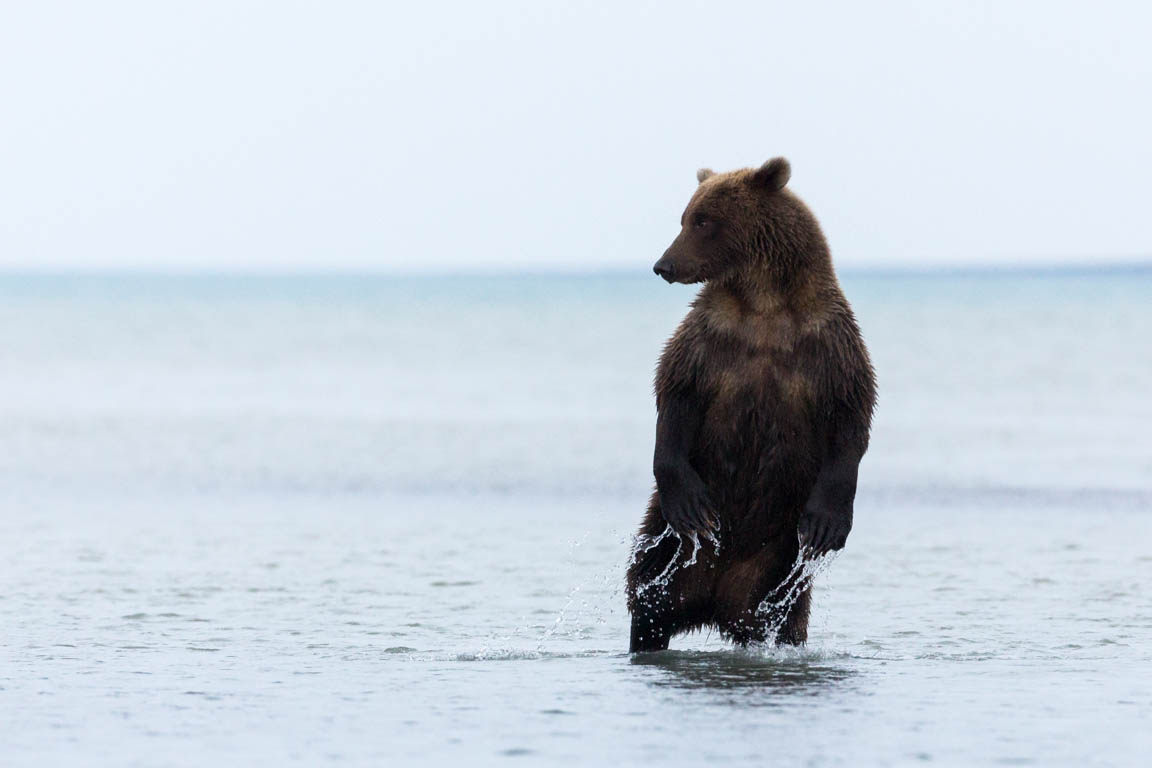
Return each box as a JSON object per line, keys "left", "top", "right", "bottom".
{"left": 629, "top": 650, "right": 857, "bottom": 700}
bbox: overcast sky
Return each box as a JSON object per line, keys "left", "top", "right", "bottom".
{"left": 2, "top": 1, "right": 1150, "bottom": 272}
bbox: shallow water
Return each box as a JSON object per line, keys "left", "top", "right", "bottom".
{"left": 2, "top": 270, "right": 1150, "bottom": 765}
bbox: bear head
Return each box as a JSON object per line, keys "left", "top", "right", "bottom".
{"left": 653, "top": 157, "right": 814, "bottom": 286}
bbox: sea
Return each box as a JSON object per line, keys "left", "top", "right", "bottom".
{"left": 1, "top": 268, "right": 1150, "bottom": 766}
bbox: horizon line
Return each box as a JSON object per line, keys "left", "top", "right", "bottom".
{"left": 0, "top": 258, "right": 1150, "bottom": 280}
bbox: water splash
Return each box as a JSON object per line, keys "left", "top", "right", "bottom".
{"left": 754, "top": 535, "right": 841, "bottom": 643}
{"left": 628, "top": 525, "right": 719, "bottom": 598}
{"left": 636, "top": 534, "right": 683, "bottom": 597}
{"left": 627, "top": 525, "right": 675, "bottom": 568}
{"left": 681, "top": 532, "right": 704, "bottom": 569}
{"left": 540, "top": 584, "right": 581, "bottom": 642}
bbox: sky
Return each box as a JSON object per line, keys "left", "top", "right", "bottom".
{"left": 2, "top": 1, "right": 1151, "bottom": 273}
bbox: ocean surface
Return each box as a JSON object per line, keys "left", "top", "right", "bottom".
{"left": 2, "top": 269, "right": 1150, "bottom": 766}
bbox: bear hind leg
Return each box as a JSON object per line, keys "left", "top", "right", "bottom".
{"left": 626, "top": 520, "right": 715, "bottom": 652}
{"left": 629, "top": 608, "right": 674, "bottom": 652}
{"left": 713, "top": 556, "right": 813, "bottom": 647}
{"left": 772, "top": 585, "right": 811, "bottom": 646}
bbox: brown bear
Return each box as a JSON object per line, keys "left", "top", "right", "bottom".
{"left": 626, "top": 157, "right": 876, "bottom": 652}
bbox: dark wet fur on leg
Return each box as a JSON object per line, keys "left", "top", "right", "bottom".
{"left": 626, "top": 496, "right": 715, "bottom": 652}
{"left": 627, "top": 497, "right": 818, "bottom": 651}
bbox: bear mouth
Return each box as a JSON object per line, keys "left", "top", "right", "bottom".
{"left": 653, "top": 261, "right": 704, "bottom": 285}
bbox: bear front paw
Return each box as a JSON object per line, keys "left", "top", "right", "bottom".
{"left": 798, "top": 507, "right": 852, "bottom": 556}
{"left": 660, "top": 481, "right": 717, "bottom": 537}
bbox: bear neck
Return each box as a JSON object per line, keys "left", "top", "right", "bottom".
{"left": 714, "top": 237, "right": 839, "bottom": 317}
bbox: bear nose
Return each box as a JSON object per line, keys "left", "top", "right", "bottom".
{"left": 653, "top": 259, "right": 676, "bottom": 282}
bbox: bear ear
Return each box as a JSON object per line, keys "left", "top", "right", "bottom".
{"left": 696, "top": 168, "right": 715, "bottom": 184}
{"left": 752, "top": 157, "right": 791, "bottom": 191}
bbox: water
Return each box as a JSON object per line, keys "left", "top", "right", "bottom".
{"left": 2, "top": 269, "right": 1150, "bottom": 766}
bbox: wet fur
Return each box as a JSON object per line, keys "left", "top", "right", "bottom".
{"left": 627, "top": 159, "right": 876, "bottom": 651}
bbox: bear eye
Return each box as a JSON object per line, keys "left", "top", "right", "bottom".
{"left": 693, "top": 215, "right": 711, "bottom": 229}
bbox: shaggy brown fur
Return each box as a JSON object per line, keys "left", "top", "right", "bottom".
{"left": 627, "top": 157, "right": 876, "bottom": 652}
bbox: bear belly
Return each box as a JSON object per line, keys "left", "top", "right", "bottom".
{"left": 694, "top": 382, "right": 820, "bottom": 550}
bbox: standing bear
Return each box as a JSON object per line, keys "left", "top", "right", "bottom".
{"left": 627, "top": 157, "right": 876, "bottom": 652}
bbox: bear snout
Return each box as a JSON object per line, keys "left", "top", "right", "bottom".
{"left": 653, "top": 256, "right": 677, "bottom": 283}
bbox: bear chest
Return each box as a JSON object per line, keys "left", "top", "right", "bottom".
{"left": 698, "top": 349, "right": 815, "bottom": 453}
